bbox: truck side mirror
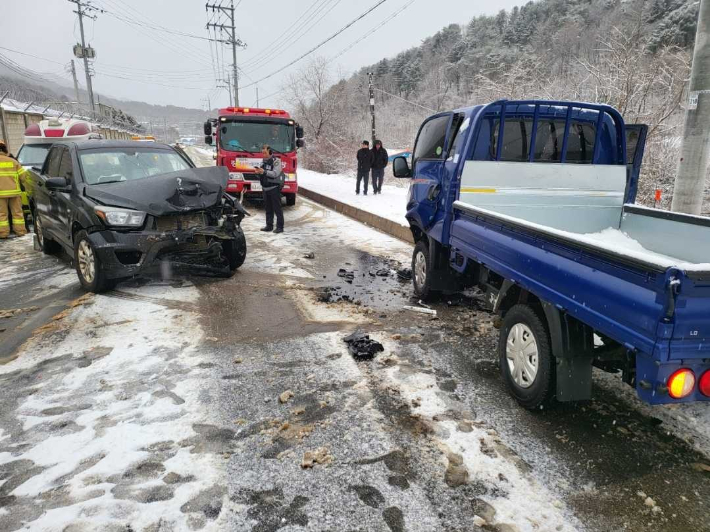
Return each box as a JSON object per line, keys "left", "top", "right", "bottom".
{"left": 296, "top": 139, "right": 305, "bottom": 149}
{"left": 205, "top": 135, "right": 213, "bottom": 146}
{"left": 203, "top": 121, "right": 212, "bottom": 136}
{"left": 296, "top": 126, "right": 304, "bottom": 139}
{"left": 393, "top": 156, "right": 412, "bottom": 178}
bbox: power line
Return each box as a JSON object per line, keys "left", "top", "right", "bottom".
{"left": 240, "top": 0, "right": 390, "bottom": 90}
{"left": 373, "top": 86, "right": 435, "bottom": 112}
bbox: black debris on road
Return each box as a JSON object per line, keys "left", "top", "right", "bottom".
{"left": 343, "top": 331, "right": 385, "bottom": 360}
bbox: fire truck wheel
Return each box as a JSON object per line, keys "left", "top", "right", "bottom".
{"left": 285, "top": 193, "right": 296, "bottom": 207}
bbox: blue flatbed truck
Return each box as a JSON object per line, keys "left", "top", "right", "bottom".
{"left": 393, "top": 100, "right": 710, "bottom": 409}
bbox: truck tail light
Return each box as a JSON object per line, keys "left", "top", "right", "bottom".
{"left": 667, "top": 368, "right": 696, "bottom": 399}
{"left": 699, "top": 370, "right": 710, "bottom": 397}
{"left": 24, "top": 124, "right": 41, "bottom": 136}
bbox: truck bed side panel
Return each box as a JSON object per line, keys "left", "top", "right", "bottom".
{"left": 450, "top": 209, "right": 667, "bottom": 356}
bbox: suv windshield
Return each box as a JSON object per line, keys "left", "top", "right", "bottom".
{"left": 17, "top": 144, "right": 51, "bottom": 167}
{"left": 219, "top": 121, "right": 295, "bottom": 153}
{"left": 79, "top": 149, "right": 191, "bottom": 185}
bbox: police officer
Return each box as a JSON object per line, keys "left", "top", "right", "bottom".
{"left": 255, "top": 145, "right": 285, "bottom": 233}
{"left": 0, "top": 141, "right": 28, "bottom": 239}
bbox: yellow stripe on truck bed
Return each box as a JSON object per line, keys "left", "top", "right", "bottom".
{"left": 460, "top": 187, "right": 497, "bottom": 194}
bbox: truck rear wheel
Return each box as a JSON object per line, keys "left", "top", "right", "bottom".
{"left": 285, "top": 193, "right": 296, "bottom": 206}
{"left": 499, "top": 304, "right": 554, "bottom": 409}
{"left": 412, "top": 240, "right": 438, "bottom": 301}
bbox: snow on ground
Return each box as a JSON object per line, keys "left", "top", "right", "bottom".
{"left": 298, "top": 169, "right": 409, "bottom": 226}
{"left": 382, "top": 346, "right": 582, "bottom": 532}
{"left": 0, "top": 269, "right": 230, "bottom": 530}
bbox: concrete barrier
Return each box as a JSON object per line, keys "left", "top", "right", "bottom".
{"left": 298, "top": 186, "right": 413, "bottom": 244}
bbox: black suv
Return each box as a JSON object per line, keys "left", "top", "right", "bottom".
{"left": 27, "top": 140, "right": 248, "bottom": 292}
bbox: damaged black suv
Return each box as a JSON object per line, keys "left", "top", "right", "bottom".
{"left": 27, "top": 140, "right": 248, "bottom": 293}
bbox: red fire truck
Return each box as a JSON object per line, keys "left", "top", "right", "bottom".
{"left": 204, "top": 107, "right": 304, "bottom": 206}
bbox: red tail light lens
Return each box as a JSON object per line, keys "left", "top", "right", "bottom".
{"left": 667, "top": 369, "right": 696, "bottom": 399}
{"left": 699, "top": 370, "right": 710, "bottom": 397}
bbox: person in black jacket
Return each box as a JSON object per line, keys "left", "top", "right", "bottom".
{"left": 254, "top": 145, "right": 285, "bottom": 233}
{"left": 356, "top": 140, "right": 373, "bottom": 195}
{"left": 370, "top": 140, "right": 388, "bottom": 195}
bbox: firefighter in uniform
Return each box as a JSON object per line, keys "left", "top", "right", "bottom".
{"left": 0, "top": 141, "right": 28, "bottom": 239}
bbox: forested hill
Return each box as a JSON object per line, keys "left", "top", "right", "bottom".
{"left": 366, "top": 0, "right": 697, "bottom": 105}
{"left": 294, "top": 0, "right": 698, "bottom": 207}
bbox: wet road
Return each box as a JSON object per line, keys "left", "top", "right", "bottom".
{"left": 0, "top": 166, "right": 708, "bottom": 531}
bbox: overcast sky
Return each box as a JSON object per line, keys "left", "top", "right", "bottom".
{"left": 4, "top": 0, "right": 521, "bottom": 110}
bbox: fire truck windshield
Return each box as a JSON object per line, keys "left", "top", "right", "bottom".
{"left": 219, "top": 121, "right": 295, "bottom": 153}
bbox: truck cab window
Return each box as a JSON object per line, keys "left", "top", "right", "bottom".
{"left": 534, "top": 120, "right": 595, "bottom": 163}
{"left": 413, "top": 115, "right": 450, "bottom": 168}
{"left": 493, "top": 118, "right": 533, "bottom": 162}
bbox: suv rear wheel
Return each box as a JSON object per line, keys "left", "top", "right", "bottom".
{"left": 74, "top": 230, "right": 115, "bottom": 293}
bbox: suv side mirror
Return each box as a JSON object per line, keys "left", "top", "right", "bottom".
{"left": 393, "top": 156, "right": 412, "bottom": 178}
{"left": 203, "top": 121, "right": 213, "bottom": 136}
{"left": 296, "top": 139, "right": 305, "bottom": 149}
{"left": 295, "top": 126, "right": 304, "bottom": 139}
{"left": 45, "top": 177, "right": 69, "bottom": 190}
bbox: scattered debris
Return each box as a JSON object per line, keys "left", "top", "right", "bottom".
{"left": 403, "top": 305, "right": 437, "bottom": 317}
{"left": 473, "top": 516, "right": 487, "bottom": 527}
{"left": 292, "top": 407, "right": 306, "bottom": 416}
{"left": 301, "top": 447, "right": 333, "bottom": 468}
{"left": 396, "top": 268, "right": 412, "bottom": 282}
{"left": 343, "top": 331, "right": 384, "bottom": 360}
{"left": 303, "top": 252, "right": 315, "bottom": 259}
{"left": 375, "top": 269, "right": 390, "bottom": 277}
{"left": 337, "top": 268, "right": 355, "bottom": 283}
{"left": 234, "top": 358, "right": 243, "bottom": 364}
{"left": 644, "top": 496, "right": 656, "bottom": 508}
{"left": 279, "top": 390, "right": 295, "bottom": 404}
{"left": 691, "top": 462, "right": 710, "bottom": 473}
{"left": 391, "top": 334, "right": 402, "bottom": 340}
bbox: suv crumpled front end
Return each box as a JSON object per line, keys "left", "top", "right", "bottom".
{"left": 84, "top": 166, "right": 249, "bottom": 279}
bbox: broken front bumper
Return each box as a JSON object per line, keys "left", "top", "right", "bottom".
{"left": 88, "top": 225, "right": 243, "bottom": 279}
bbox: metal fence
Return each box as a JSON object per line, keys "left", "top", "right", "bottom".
{"left": 0, "top": 93, "right": 140, "bottom": 155}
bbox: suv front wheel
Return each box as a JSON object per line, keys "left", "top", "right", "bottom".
{"left": 74, "top": 230, "right": 115, "bottom": 293}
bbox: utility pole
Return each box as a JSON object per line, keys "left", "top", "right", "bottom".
{"left": 368, "top": 72, "right": 376, "bottom": 145}
{"left": 206, "top": 1, "right": 246, "bottom": 107}
{"left": 256, "top": 87, "right": 259, "bottom": 107}
{"left": 68, "top": 0, "right": 97, "bottom": 113}
{"left": 164, "top": 118, "right": 168, "bottom": 143}
{"left": 672, "top": 0, "right": 710, "bottom": 214}
{"left": 69, "top": 60, "right": 81, "bottom": 105}
{"left": 218, "top": 76, "right": 233, "bottom": 107}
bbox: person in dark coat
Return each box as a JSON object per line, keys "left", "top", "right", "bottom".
{"left": 356, "top": 140, "right": 373, "bottom": 195}
{"left": 254, "top": 145, "right": 285, "bottom": 233}
{"left": 370, "top": 140, "right": 388, "bottom": 195}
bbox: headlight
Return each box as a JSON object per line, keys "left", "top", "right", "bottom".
{"left": 286, "top": 173, "right": 296, "bottom": 182}
{"left": 94, "top": 206, "right": 147, "bottom": 227}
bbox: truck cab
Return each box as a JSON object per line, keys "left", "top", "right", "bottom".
{"left": 204, "top": 107, "right": 304, "bottom": 206}
{"left": 394, "top": 100, "right": 710, "bottom": 408}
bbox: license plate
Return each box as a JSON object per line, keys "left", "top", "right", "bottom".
{"left": 250, "top": 181, "right": 262, "bottom": 192}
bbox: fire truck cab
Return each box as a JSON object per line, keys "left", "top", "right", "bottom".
{"left": 204, "top": 107, "right": 304, "bottom": 206}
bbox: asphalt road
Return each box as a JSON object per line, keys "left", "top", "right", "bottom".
{"left": 0, "top": 155, "right": 707, "bottom": 531}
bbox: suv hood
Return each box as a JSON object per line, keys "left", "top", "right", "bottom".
{"left": 84, "top": 167, "right": 229, "bottom": 216}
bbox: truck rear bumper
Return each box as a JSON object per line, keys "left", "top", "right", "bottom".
{"left": 636, "top": 355, "right": 710, "bottom": 404}
{"left": 226, "top": 180, "right": 298, "bottom": 196}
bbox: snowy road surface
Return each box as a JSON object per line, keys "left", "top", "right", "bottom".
{"left": 0, "top": 158, "right": 708, "bottom": 531}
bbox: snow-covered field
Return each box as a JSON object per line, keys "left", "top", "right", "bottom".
{"left": 298, "top": 169, "right": 409, "bottom": 226}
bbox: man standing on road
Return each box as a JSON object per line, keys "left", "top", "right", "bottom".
{"left": 255, "top": 145, "right": 285, "bottom": 234}
{"left": 0, "top": 141, "right": 27, "bottom": 239}
{"left": 370, "top": 140, "right": 388, "bottom": 195}
{"left": 356, "top": 140, "right": 373, "bottom": 195}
